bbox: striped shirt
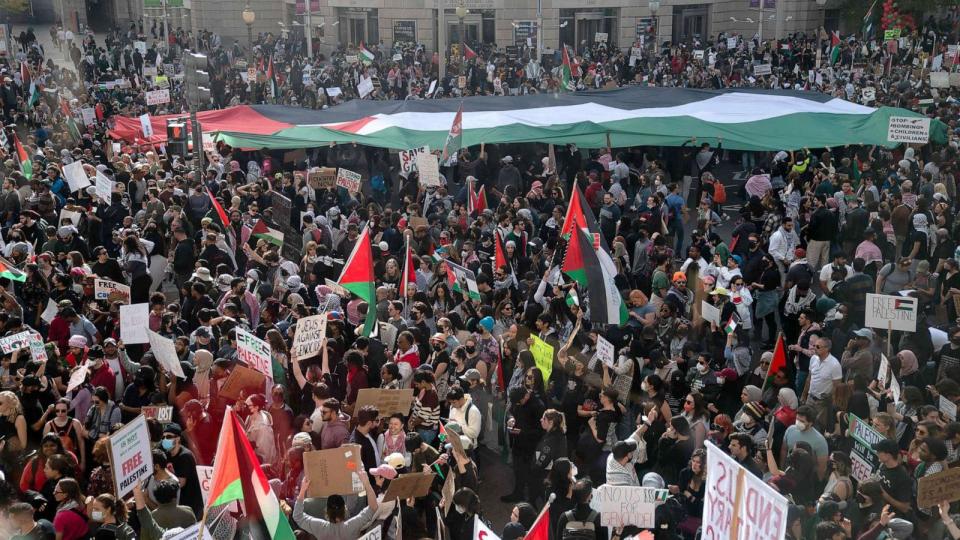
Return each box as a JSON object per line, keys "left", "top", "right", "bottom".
{"left": 411, "top": 388, "right": 440, "bottom": 430}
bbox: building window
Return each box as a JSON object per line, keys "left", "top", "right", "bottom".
{"left": 338, "top": 8, "right": 378, "bottom": 45}
{"left": 558, "top": 8, "right": 617, "bottom": 52}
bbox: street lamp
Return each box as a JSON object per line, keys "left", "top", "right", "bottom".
{"left": 456, "top": 0, "right": 468, "bottom": 82}
{"left": 649, "top": 1, "right": 660, "bottom": 54}
{"left": 242, "top": 2, "right": 256, "bottom": 62}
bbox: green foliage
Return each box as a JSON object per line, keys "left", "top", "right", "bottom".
{"left": 0, "top": 0, "right": 30, "bottom": 14}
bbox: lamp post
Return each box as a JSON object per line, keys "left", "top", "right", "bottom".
{"left": 649, "top": 0, "right": 659, "bottom": 55}
{"left": 242, "top": 2, "right": 256, "bottom": 62}
{"left": 456, "top": 0, "right": 467, "bottom": 82}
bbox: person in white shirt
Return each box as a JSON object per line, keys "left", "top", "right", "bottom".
{"left": 447, "top": 386, "right": 482, "bottom": 450}
{"left": 768, "top": 218, "right": 800, "bottom": 280}
{"left": 818, "top": 253, "right": 853, "bottom": 293}
{"left": 806, "top": 337, "right": 843, "bottom": 422}
{"left": 707, "top": 253, "right": 743, "bottom": 289}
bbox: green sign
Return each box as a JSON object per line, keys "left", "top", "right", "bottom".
{"left": 884, "top": 28, "right": 901, "bottom": 40}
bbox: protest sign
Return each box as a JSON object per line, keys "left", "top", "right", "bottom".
{"left": 94, "top": 279, "right": 131, "bottom": 303}
{"left": 309, "top": 167, "right": 337, "bottom": 190}
{"left": 942, "top": 395, "right": 957, "bottom": 421}
{"left": 444, "top": 260, "right": 480, "bottom": 301}
{"left": 81, "top": 107, "right": 96, "bottom": 126}
{"left": 67, "top": 363, "right": 90, "bottom": 393}
{"left": 62, "top": 161, "right": 91, "bottom": 192}
{"left": 119, "top": 303, "right": 149, "bottom": 344}
{"left": 887, "top": 116, "right": 931, "bottom": 144}
{"left": 529, "top": 336, "right": 555, "bottom": 383}
{"left": 95, "top": 171, "right": 114, "bottom": 202}
{"left": 303, "top": 444, "right": 364, "bottom": 497}
{"left": 848, "top": 413, "right": 885, "bottom": 482}
{"left": 219, "top": 365, "right": 267, "bottom": 400}
{"left": 701, "top": 300, "right": 721, "bottom": 325}
{"left": 595, "top": 335, "right": 616, "bottom": 368}
{"left": 291, "top": 314, "right": 327, "bottom": 361}
{"left": 324, "top": 278, "right": 351, "bottom": 298}
{"left": 326, "top": 86, "right": 342, "bottom": 97}
{"left": 29, "top": 333, "right": 47, "bottom": 363}
{"left": 917, "top": 467, "right": 960, "bottom": 509}
{"left": 884, "top": 28, "right": 901, "bottom": 40}
{"left": 148, "top": 331, "right": 185, "bottom": 378}
{"left": 591, "top": 485, "right": 669, "bottom": 528}
{"left": 40, "top": 298, "right": 58, "bottom": 323}
{"left": 146, "top": 89, "right": 170, "bottom": 105}
{"left": 878, "top": 354, "right": 890, "bottom": 388}
{"left": 0, "top": 330, "right": 33, "bottom": 354}
{"left": 236, "top": 328, "right": 272, "bottom": 378}
{"left": 703, "top": 441, "right": 788, "bottom": 540}
{"left": 59, "top": 208, "right": 82, "bottom": 228}
{"left": 862, "top": 87, "right": 876, "bottom": 102}
{"left": 382, "top": 473, "right": 436, "bottom": 501}
{"left": 865, "top": 293, "right": 918, "bottom": 332}
{"left": 196, "top": 466, "right": 214, "bottom": 504}
{"left": 415, "top": 152, "right": 441, "bottom": 187}
{"left": 359, "top": 527, "right": 382, "bottom": 540}
{"left": 141, "top": 405, "right": 173, "bottom": 423}
{"left": 358, "top": 76, "right": 374, "bottom": 98}
{"left": 353, "top": 388, "right": 415, "bottom": 417}
{"left": 336, "top": 168, "right": 362, "bottom": 193}
{"left": 399, "top": 145, "right": 430, "bottom": 174}
{"left": 109, "top": 415, "right": 153, "bottom": 497}
{"left": 931, "top": 72, "right": 950, "bottom": 88}
{"left": 727, "top": 37, "right": 738, "bottom": 49}
{"left": 753, "top": 63, "right": 772, "bottom": 76}
{"left": 166, "top": 523, "right": 213, "bottom": 540}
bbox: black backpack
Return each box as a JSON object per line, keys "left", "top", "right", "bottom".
{"left": 562, "top": 510, "right": 598, "bottom": 540}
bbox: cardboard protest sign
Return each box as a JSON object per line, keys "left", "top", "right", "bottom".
{"left": 595, "top": 335, "right": 616, "bottom": 369}
{"left": 381, "top": 473, "right": 436, "bottom": 501}
{"left": 147, "top": 331, "right": 185, "bottom": 379}
{"left": 94, "top": 279, "right": 131, "bottom": 303}
{"left": 353, "top": 388, "right": 415, "bottom": 417}
{"left": 291, "top": 314, "right": 327, "bottom": 361}
{"left": 336, "top": 168, "right": 362, "bottom": 193}
{"left": 109, "top": 415, "right": 153, "bottom": 497}
{"left": 219, "top": 365, "right": 267, "bottom": 400}
{"left": 415, "top": 152, "right": 441, "bottom": 186}
{"left": 0, "top": 330, "right": 33, "bottom": 353}
{"left": 308, "top": 167, "right": 337, "bottom": 190}
{"left": 399, "top": 146, "right": 430, "bottom": 174}
{"left": 303, "top": 444, "right": 364, "bottom": 497}
{"left": 703, "top": 441, "right": 787, "bottom": 540}
{"left": 529, "top": 336, "right": 555, "bottom": 383}
{"left": 591, "top": 485, "right": 669, "bottom": 528}
{"left": 236, "top": 328, "right": 272, "bottom": 378}
{"left": 917, "top": 467, "right": 960, "bottom": 508}
{"left": 848, "top": 413, "right": 885, "bottom": 482}
{"left": 66, "top": 363, "right": 90, "bottom": 393}
{"left": 865, "top": 293, "right": 918, "bottom": 332}
{"left": 197, "top": 465, "right": 214, "bottom": 504}
{"left": 119, "top": 303, "right": 150, "bottom": 344}
{"left": 141, "top": 405, "right": 173, "bottom": 423}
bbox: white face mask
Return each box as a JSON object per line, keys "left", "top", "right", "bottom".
{"left": 90, "top": 510, "right": 104, "bottom": 522}
{"left": 796, "top": 420, "right": 809, "bottom": 431}
{"left": 640, "top": 381, "right": 650, "bottom": 393}
{"left": 716, "top": 376, "right": 726, "bottom": 384}
{"left": 697, "top": 363, "right": 709, "bottom": 374}
{"left": 455, "top": 505, "right": 467, "bottom": 514}
{"left": 740, "top": 414, "right": 754, "bottom": 426}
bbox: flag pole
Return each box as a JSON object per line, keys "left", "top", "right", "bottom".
{"left": 403, "top": 233, "right": 410, "bottom": 315}
{"left": 760, "top": 331, "right": 783, "bottom": 393}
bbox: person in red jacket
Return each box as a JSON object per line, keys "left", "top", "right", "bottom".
{"left": 86, "top": 347, "right": 116, "bottom": 399}
{"left": 393, "top": 331, "right": 420, "bottom": 387}
{"left": 47, "top": 304, "right": 74, "bottom": 354}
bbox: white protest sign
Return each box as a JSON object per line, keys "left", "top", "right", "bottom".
{"left": 703, "top": 441, "right": 788, "bottom": 540}
{"left": 134, "top": 41, "right": 147, "bottom": 55}
{"left": 727, "top": 37, "right": 738, "bottom": 49}
{"left": 62, "top": 161, "right": 91, "bottom": 192}
{"left": 148, "top": 330, "right": 185, "bottom": 378}
{"left": 931, "top": 72, "right": 950, "bottom": 88}
{"left": 890, "top": 373, "right": 901, "bottom": 403}
{"left": 291, "top": 314, "right": 327, "bottom": 361}
{"left": 40, "top": 298, "right": 58, "bottom": 324}
{"left": 237, "top": 328, "right": 272, "bottom": 378}
{"left": 197, "top": 465, "right": 214, "bottom": 504}
{"left": 80, "top": 107, "right": 96, "bottom": 126}
{"left": 694, "top": 49, "right": 705, "bottom": 60}
{"left": 109, "top": 415, "right": 153, "bottom": 497}
{"left": 357, "top": 76, "right": 374, "bottom": 98}
{"left": 591, "top": 484, "right": 669, "bottom": 528}
{"left": 887, "top": 116, "right": 931, "bottom": 144}
{"left": 358, "top": 525, "right": 382, "bottom": 540}
{"left": 29, "top": 333, "right": 47, "bottom": 363}
{"left": 0, "top": 330, "right": 33, "bottom": 354}
{"left": 415, "top": 152, "right": 441, "bottom": 187}
{"left": 754, "top": 63, "right": 772, "bottom": 76}
{"left": 595, "top": 335, "right": 615, "bottom": 368}
{"left": 325, "top": 87, "right": 342, "bottom": 97}
{"left": 145, "top": 89, "right": 170, "bottom": 105}
{"left": 143, "top": 66, "right": 158, "bottom": 77}
{"left": 942, "top": 395, "right": 958, "bottom": 421}
{"left": 139, "top": 114, "right": 153, "bottom": 138}
{"left": 164, "top": 522, "right": 213, "bottom": 540}
{"left": 59, "top": 209, "right": 82, "bottom": 228}
{"left": 865, "top": 293, "right": 918, "bottom": 332}
{"left": 336, "top": 168, "right": 362, "bottom": 193}
{"left": 66, "top": 363, "right": 89, "bottom": 393}
{"left": 95, "top": 171, "right": 114, "bottom": 202}
{"left": 399, "top": 145, "right": 430, "bottom": 174}
{"left": 878, "top": 354, "right": 889, "bottom": 388}
{"left": 119, "top": 303, "right": 150, "bottom": 344}
{"left": 701, "top": 300, "right": 721, "bottom": 326}
{"left": 862, "top": 87, "right": 876, "bottom": 102}
{"left": 94, "top": 279, "right": 130, "bottom": 303}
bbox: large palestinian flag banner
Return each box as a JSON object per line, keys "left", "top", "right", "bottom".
{"left": 109, "top": 87, "right": 945, "bottom": 151}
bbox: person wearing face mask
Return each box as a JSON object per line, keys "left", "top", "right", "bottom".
{"left": 734, "top": 401, "right": 769, "bottom": 450}
{"left": 87, "top": 493, "right": 135, "bottom": 539}
{"left": 781, "top": 405, "right": 829, "bottom": 481}
{"left": 160, "top": 422, "right": 203, "bottom": 519}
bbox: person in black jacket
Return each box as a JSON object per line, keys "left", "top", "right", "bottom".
{"left": 533, "top": 408, "right": 568, "bottom": 501}
{"left": 555, "top": 478, "right": 604, "bottom": 540}
{"left": 502, "top": 386, "right": 545, "bottom": 503}
{"left": 349, "top": 405, "right": 381, "bottom": 483}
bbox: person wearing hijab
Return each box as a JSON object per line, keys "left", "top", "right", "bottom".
{"left": 902, "top": 213, "right": 929, "bottom": 270}
{"left": 896, "top": 350, "right": 921, "bottom": 389}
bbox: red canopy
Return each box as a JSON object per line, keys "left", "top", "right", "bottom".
{"left": 108, "top": 105, "right": 292, "bottom": 145}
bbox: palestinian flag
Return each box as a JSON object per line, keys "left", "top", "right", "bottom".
{"left": 27, "top": 82, "right": 40, "bottom": 109}
{"left": 444, "top": 259, "right": 480, "bottom": 301}
{"left": 60, "top": 98, "right": 81, "bottom": 142}
{"left": 764, "top": 334, "right": 787, "bottom": 387}
{"left": 523, "top": 500, "right": 552, "bottom": 540}
{"left": 266, "top": 59, "right": 278, "bottom": 99}
{"left": 0, "top": 257, "right": 26, "bottom": 282}
{"left": 565, "top": 289, "right": 579, "bottom": 307}
{"left": 250, "top": 219, "right": 283, "bottom": 247}
{"left": 862, "top": 0, "right": 878, "bottom": 38}
{"left": 206, "top": 408, "right": 295, "bottom": 540}
{"left": 400, "top": 238, "right": 416, "bottom": 297}
{"left": 13, "top": 134, "right": 32, "bottom": 180}
{"left": 560, "top": 183, "right": 604, "bottom": 249}
{"left": 494, "top": 230, "right": 509, "bottom": 273}
{"left": 359, "top": 41, "right": 375, "bottom": 64}
{"left": 468, "top": 179, "right": 487, "bottom": 216}
{"left": 438, "top": 422, "right": 448, "bottom": 442}
{"left": 561, "top": 226, "right": 626, "bottom": 326}
{"left": 441, "top": 101, "right": 463, "bottom": 163}
{"left": 560, "top": 44, "right": 574, "bottom": 91}
{"left": 724, "top": 314, "right": 738, "bottom": 334}
{"left": 830, "top": 31, "right": 842, "bottom": 65}
{"left": 337, "top": 225, "right": 377, "bottom": 336}
{"left": 207, "top": 188, "right": 230, "bottom": 228}
{"left": 20, "top": 62, "right": 30, "bottom": 89}
{"left": 464, "top": 43, "right": 478, "bottom": 60}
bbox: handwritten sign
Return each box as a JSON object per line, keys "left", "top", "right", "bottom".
{"left": 595, "top": 335, "right": 615, "bottom": 369}
{"left": 865, "top": 293, "right": 918, "bottom": 332}
{"left": 591, "top": 485, "right": 669, "bottom": 528}
{"left": 148, "top": 330, "right": 185, "bottom": 379}
{"left": 529, "top": 336, "right": 555, "bottom": 383}
{"left": 141, "top": 405, "right": 173, "bottom": 423}
{"left": 119, "top": 303, "right": 150, "bottom": 344}
{"left": 399, "top": 146, "right": 430, "bottom": 174}
{"left": 336, "top": 168, "right": 362, "bottom": 193}
{"left": 236, "top": 328, "right": 272, "bottom": 378}
{"left": 145, "top": 89, "right": 170, "bottom": 105}
{"left": 196, "top": 465, "right": 214, "bottom": 504}
{"left": 303, "top": 444, "right": 364, "bottom": 497}
{"left": 95, "top": 170, "right": 114, "bottom": 202}
{"left": 0, "top": 330, "right": 32, "bottom": 354}
{"left": 29, "top": 333, "right": 47, "bottom": 364}
{"left": 415, "top": 152, "right": 441, "bottom": 187}
{"left": 887, "top": 116, "right": 931, "bottom": 145}
{"left": 353, "top": 388, "right": 415, "bottom": 417}
{"left": 109, "top": 415, "right": 153, "bottom": 497}
{"left": 291, "top": 314, "right": 327, "bottom": 361}
{"left": 753, "top": 63, "right": 772, "bottom": 76}
{"left": 942, "top": 395, "right": 958, "bottom": 421}
{"left": 95, "top": 279, "right": 131, "bottom": 303}
{"left": 219, "top": 365, "right": 267, "bottom": 400}
{"left": 62, "top": 161, "right": 91, "bottom": 192}
{"left": 849, "top": 413, "right": 885, "bottom": 482}
{"left": 703, "top": 441, "right": 787, "bottom": 540}
{"left": 917, "top": 467, "right": 960, "bottom": 509}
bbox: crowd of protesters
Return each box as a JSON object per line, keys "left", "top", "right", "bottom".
{"left": 1, "top": 7, "right": 960, "bottom": 540}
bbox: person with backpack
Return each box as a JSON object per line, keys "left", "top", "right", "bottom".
{"left": 41, "top": 398, "right": 86, "bottom": 472}
{"left": 556, "top": 478, "right": 604, "bottom": 540}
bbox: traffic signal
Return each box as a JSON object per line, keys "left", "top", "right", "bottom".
{"left": 166, "top": 120, "right": 188, "bottom": 158}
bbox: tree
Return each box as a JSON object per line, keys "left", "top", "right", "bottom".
{"left": 0, "top": 0, "right": 30, "bottom": 14}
